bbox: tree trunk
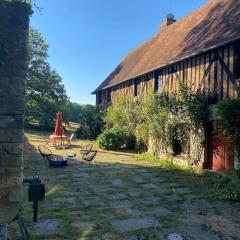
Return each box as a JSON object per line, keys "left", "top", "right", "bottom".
{"left": 0, "top": 224, "right": 7, "bottom": 240}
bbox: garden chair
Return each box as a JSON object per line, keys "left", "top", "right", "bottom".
{"left": 54, "top": 134, "right": 74, "bottom": 149}
{"left": 79, "top": 144, "right": 93, "bottom": 155}
{"left": 38, "top": 145, "right": 68, "bottom": 168}
{"left": 82, "top": 149, "right": 98, "bottom": 163}
{"left": 65, "top": 133, "right": 74, "bottom": 146}
{"left": 38, "top": 145, "right": 52, "bottom": 157}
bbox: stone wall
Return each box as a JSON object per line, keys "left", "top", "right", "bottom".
{"left": 148, "top": 108, "right": 239, "bottom": 171}
{"left": 148, "top": 131, "right": 206, "bottom": 170}
{"left": 0, "top": 0, "right": 30, "bottom": 224}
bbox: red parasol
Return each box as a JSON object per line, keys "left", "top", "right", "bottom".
{"left": 50, "top": 112, "right": 69, "bottom": 147}
{"left": 54, "top": 112, "right": 64, "bottom": 137}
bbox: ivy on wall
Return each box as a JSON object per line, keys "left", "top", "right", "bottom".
{"left": 101, "top": 84, "right": 215, "bottom": 166}
{"left": 215, "top": 99, "right": 240, "bottom": 161}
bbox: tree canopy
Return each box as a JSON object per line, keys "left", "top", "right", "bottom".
{"left": 25, "top": 28, "right": 70, "bottom": 129}
{"left": 74, "top": 103, "right": 105, "bottom": 139}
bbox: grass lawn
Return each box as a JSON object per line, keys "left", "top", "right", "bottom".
{"left": 8, "top": 129, "right": 240, "bottom": 240}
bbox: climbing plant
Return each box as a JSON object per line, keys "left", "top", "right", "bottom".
{"left": 216, "top": 99, "right": 240, "bottom": 136}
{"left": 215, "top": 98, "right": 240, "bottom": 161}
{"left": 103, "top": 96, "right": 138, "bottom": 133}
{"left": 177, "top": 85, "right": 213, "bottom": 166}
{"left": 101, "top": 85, "right": 213, "bottom": 166}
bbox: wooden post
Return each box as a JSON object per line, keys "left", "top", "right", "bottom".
{"left": 0, "top": 224, "right": 7, "bottom": 240}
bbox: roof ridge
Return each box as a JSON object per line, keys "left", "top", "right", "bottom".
{"left": 122, "top": 0, "right": 215, "bottom": 60}
{"left": 93, "top": 0, "right": 239, "bottom": 93}
{"left": 157, "top": 0, "right": 215, "bottom": 35}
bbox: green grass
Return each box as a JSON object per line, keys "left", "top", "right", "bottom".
{"left": 135, "top": 152, "right": 190, "bottom": 172}
{"left": 7, "top": 129, "right": 240, "bottom": 239}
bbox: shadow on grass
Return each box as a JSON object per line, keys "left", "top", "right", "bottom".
{"left": 8, "top": 130, "right": 240, "bottom": 240}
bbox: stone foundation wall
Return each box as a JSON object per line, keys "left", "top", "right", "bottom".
{"left": 0, "top": 0, "right": 30, "bottom": 224}
{"left": 148, "top": 131, "right": 206, "bottom": 170}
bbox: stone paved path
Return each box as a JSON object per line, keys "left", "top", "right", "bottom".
{"left": 9, "top": 131, "right": 240, "bottom": 240}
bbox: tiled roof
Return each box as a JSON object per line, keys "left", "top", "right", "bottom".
{"left": 93, "top": 0, "right": 240, "bottom": 93}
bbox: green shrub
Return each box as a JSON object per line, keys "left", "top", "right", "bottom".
{"left": 216, "top": 99, "right": 240, "bottom": 134}
{"left": 76, "top": 125, "right": 94, "bottom": 140}
{"left": 97, "top": 127, "right": 136, "bottom": 150}
{"left": 75, "top": 105, "right": 105, "bottom": 140}
{"left": 216, "top": 99, "right": 240, "bottom": 161}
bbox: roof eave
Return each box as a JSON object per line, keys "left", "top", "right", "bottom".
{"left": 92, "top": 36, "right": 240, "bottom": 94}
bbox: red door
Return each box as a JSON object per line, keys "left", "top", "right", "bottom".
{"left": 209, "top": 136, "right": 234, "bottom": 171}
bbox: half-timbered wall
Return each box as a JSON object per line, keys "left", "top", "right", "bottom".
{"left": 96, "top": 41, "right": 240, "bottom": 107}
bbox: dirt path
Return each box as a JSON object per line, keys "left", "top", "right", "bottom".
{"left": 9, "top": 130, "right": 240, "bottom": 240}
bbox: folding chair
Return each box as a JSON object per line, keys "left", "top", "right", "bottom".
{"left": 38, "top": 145, "right": 68, "bottom": 168}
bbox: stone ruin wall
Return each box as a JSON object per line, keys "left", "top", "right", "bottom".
{"left": 0, "top": 0, "right": 30, "bottom": 223}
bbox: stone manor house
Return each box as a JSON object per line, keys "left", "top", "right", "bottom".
{"left": 93, "top": 0, "right": 240, "bottom": 171}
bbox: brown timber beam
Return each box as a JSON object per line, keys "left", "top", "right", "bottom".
{"left": 200, "top": 53, "right": 217, "bottom": 87}
{"left": 216, "top": 53, "right": 236, "bottom": 85}
{"left": 216, "top": 52, "right": 239, "bottom": 97}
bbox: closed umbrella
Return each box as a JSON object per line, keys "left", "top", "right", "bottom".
{"left": 54, "top": 112, "right": 64, "bottom": 146}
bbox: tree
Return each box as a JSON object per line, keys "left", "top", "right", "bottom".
{"left": 75, "top": 104, "right": 105, "bottom": 139}
{"left": 25, "top": 28, "right": 70, "bottom": 129}
{"left": 69, "top": 102, "right": 83, "bottom": 123}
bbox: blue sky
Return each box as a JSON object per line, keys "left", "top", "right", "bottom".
{"left": 31, "top": 0, "right": 208, "bottom": 105}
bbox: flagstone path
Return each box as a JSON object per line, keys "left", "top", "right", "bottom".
{"left": 8, "top": 130, "right": 240, "bottom": 240}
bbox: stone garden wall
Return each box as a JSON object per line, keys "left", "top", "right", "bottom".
{"left": 0, "top": 0, "right": 30, "bottom": 223}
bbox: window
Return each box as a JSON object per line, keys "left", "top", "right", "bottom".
{"left": 154, "top": 71, "right": 163, "bottom": 92}
{"left": 134, "top": 78, "right": 141, "bottom": 97}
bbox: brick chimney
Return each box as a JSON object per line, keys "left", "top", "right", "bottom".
{"left": 160, "top": 14, "right": 176, "bottom": 31}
